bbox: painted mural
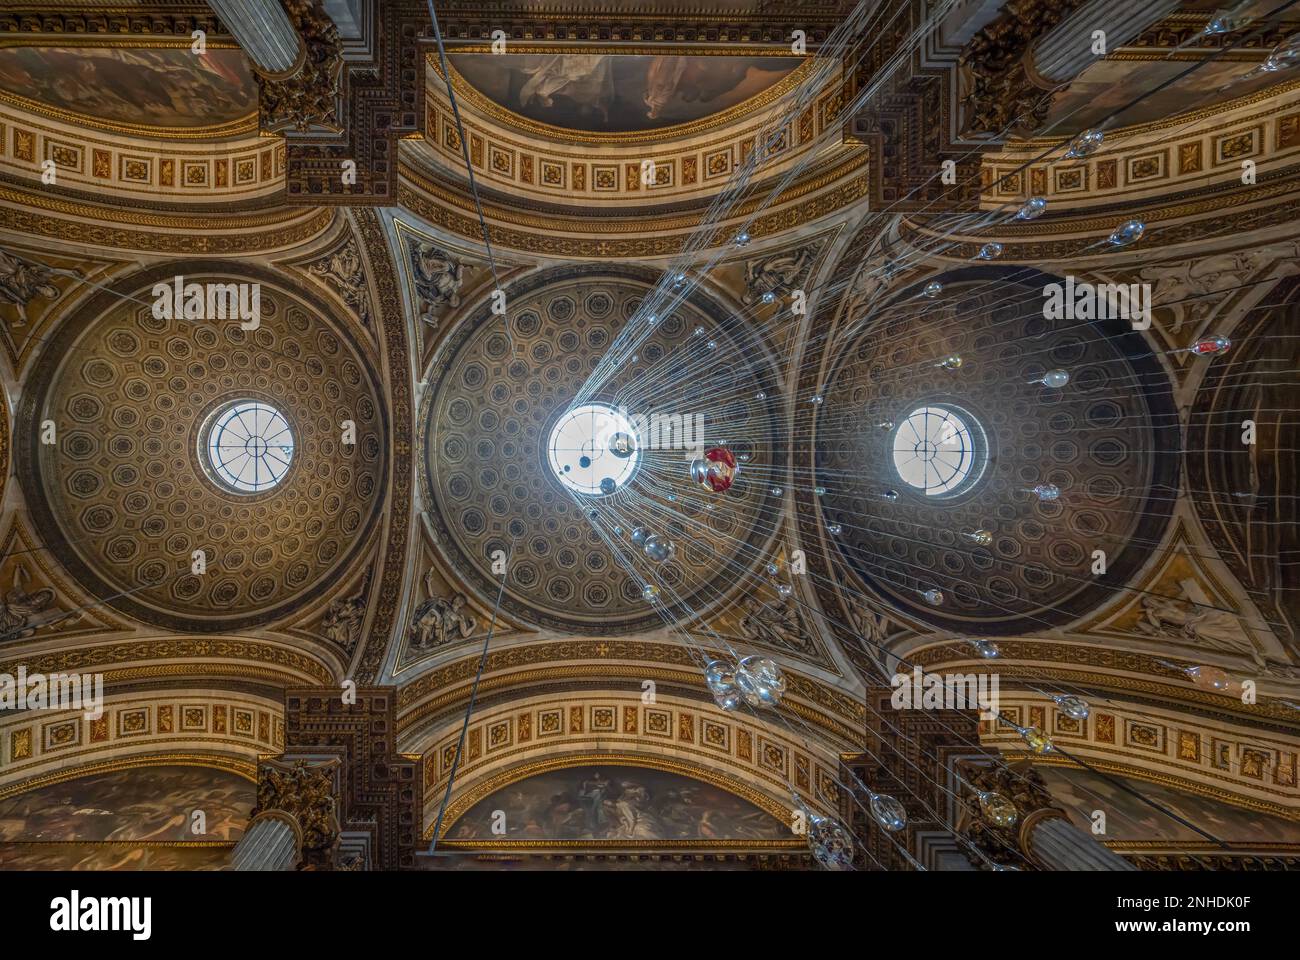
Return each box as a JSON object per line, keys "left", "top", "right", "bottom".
{"left": 0, "top": 765, "right": 254, "bottom": 843}
{"left": 448, "top": 765, "right": 789, "bottom": 841}
{"left": 1042, "top": 57, "right": 1289, "bottom": 135}
{"left": 451, "top": 54, "right": 798, "bottom": 132}
{"left": 1037, "top": 765, "right": 1300, "bottom": 844}
{"left": 0, "top": 47, "right": 255, "bottom": 127}
{"left": 0, "top": 843, "right": 229, "bottom": 871}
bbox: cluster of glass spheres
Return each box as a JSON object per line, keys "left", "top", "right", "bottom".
{"left": 705, "top": 657, "right": 787, "bottom": 710}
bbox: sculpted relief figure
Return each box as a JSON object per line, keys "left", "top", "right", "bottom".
{"left": 1139, "top": 241, "right": 1300, "bottom": 334}
{"left": 409, "top": 240, "right": 464, "bottom": 327}
{"left": 738, "top": 593, "right": 813, "bottom": 655}
{"left": 309, "top": 241, "right": 369, "bottom": 325}
{"left": 742, "top": 245, "right": 817, "bottom": 306}
{"left": 1134, "top": 589, "right": 1262, "bottom": 666}
{"left": 0, "top": 246, "right": 60, "bottom": 325}
{"left": 409, "top": 593, "right": 477, "bottom": 651}
{"left": 320, "top": 581, "right": 367, "bottom": 655}
{"left": 0, "top": 565, "right": 56, "bottom": 642}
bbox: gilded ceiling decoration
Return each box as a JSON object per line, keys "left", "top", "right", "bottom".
{"left": 17, "top": 262, "right": 386, "bottom": 631}
{"left": 1, "top": 0, "right": 1299, "bottom": 883}
{"left": 419, "top": 263, "right": 784, "bottom": 633}
{"left": 814, "top": 264, "right": 1178, "bottom": 634}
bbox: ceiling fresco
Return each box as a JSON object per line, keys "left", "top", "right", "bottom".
{"left": 0, "top": 46, "right": 255, "bottom": 128}
{"left": 450, "top": 54, "right": 799, "bottom": 132}
{"left": 446, "top": 764, "right": 788, "bottom": 842}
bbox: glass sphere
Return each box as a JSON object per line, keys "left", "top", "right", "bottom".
{"left": 1021, "top": 726, "right": 1053, "bottom": 754}
{"left": 977, "top": 791, "right": 1019, "bottom": 828}
{"left": 643, "top": 535, "right": 675, "bottom": 563}
{"left": 599, "top": 477, "right": 617, "bottom": 495}
{"left": 733, "top": 231, "right": 751, "bottom": 247}
{"left": 938, "top": 354, "right": 963, "bottom": 370}
{"left": 1186, "top": 665, "right": 1232, "bottom": 691}
{"left": 630, "top": 526, "right": 649, "bottom": 548}
{"left": 776, "top": 582, "right": 793, "bottom": 598}
{"left": 882, "top": 489, "right": 899, "bottom": 501}
{"left": 609, "top": 432, "right": 636, "bottom": 458}
{"left": 870, "top": 793, "right": 907, "bottom": 832}
{"left": 690, "top": 446, "right": 738, "bottom": 492}
{"left": 814, "top": 486, "right": 827, "bottom": 496}
{"left": 641, "top": 583, "right": 660, "bottom": 602}
{"left": 1055, "top": 695, "right": 1090, "bottom": 720}
{"left": 1031, "top": 483, "right": 1061, "bottom": 502}
{"left": 970, "top": 639, "right": 999, "bottom": 659}
{"left": 827, "top": 522, "right": 842, "bottom": 535}
{"left": 770, "top": 486, "right": 783, "bottom": 496}
{"left": 1108, "top": 219, "right": 1145, "bottom": 247}
{"left": 1016, "top": 196, "right": 1047, "bottom": 221}
{"left": 1041, "top": 368, "right": 1070, "bottom": 388}
{"left": 1190, "top": 336, "right": 1231, "bottom": 355}
{"left": 966, "top": 529, "right": 993, "bottom": 547}
{"left": 810, "top": 394, "right": 824, "bottom": 405}
{"left": 975, "top": 242, "right": 1003, "bottom": 261}
{"left": 1065, "top": 129, "right": 1104, "bottom": 159}
{"left": 755, "top": 391, "right": 767, "bottom": 400}
{"left": 766, "top": 561, "right": 781, "bottom": 576}
{"left": 1262, "top": 31, "right": 1300, "bottom": 71}
{"left": 922, "top": 588, "right": 944, "bottom": 606}
{"left": 922, "top": 280, "right": 943, "bottom": 298}
{"left": 735, "top": 656, "right": 786, "bottom": 707}
{"left": 704, "top": 660, "right": 741, "bottom": 711}
{"left": 760, "top": 290, "right": 777, "bottom": 304}
{"left": 808, "top": 814, "right": 855, "bottom": 870}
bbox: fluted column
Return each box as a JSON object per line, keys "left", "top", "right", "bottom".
{"left": 1025, "top": 814, "right": 1139, "bottom": 871}
{"left": 1030, "top": 0, "right": 1181, "bottom": 84}
{"left": 207, "top": 0, "right": 304, "bottom": 76}
{"left": 230, "top": 812, "right": 301, "bottom": 871}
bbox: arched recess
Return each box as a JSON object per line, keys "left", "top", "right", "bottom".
{"left": 802, "top": 263, "right": 1179, "bottom": 636}
{"left": 0, "top": 687, "right": 280, "bottom": 798}
{"left": 0, "top": 754, "right": 255, "bottom": 870}
{"left": 415, "top": 690, "right": 842, "bottom": 841}
{"left": 1187, "top": 274, "right": 1300, "bottom": 658}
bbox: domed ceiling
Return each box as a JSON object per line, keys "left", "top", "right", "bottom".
{"left": 419, "top": 263, "right": 784, "bottom": 634}
{"left": 18, "top": 262, "right": 387, "bottom": 631}
{"left": 812, "top": 265, "right": 1179, "bottom": 635}
{"left": 449, "top": 53, "right": 801, "bottom": 133}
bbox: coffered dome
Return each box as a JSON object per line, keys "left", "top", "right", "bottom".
{"left": 18, "top": 262, "right": 387, "bottom": 631}
{"left": 419, "top": 263, "right": 784, "bottom": 633}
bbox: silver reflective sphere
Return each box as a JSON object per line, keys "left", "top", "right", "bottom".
{"left": 608, "top": 432, "right": 636, "bottom": 458}
{"left": 735, "top": 655, "right": 786, "bottom": 707}
{"left": 599, "top": 477, "right": 617, "bottom": 495}
{"left": 643, "top": 535, "right": 675, "bottom": 563}
{"left": 1041, "top": 368, "right": 1070, "bottom": 389}
{"left": 870, "top": 793, "right": 908, "bottom": 832}
{"left": 630, "top": 526, "right": 649, "bottom": 548}
{"left": 1055, "top": 695, "right": 1090, "bottom": 720}
{"left": 808, "top": 814, "right": 855, "bottom": 871}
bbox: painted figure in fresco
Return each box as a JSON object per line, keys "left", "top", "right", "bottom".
{"left": 519, "top": 55, "right": 615, "bottom": 123}
{"left": 577, "top": 771, "right": 616, "bottom": 836}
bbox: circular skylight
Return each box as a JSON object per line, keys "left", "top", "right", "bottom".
{"left": 891, "top": 404, "right": 985, "bottom": 496}
{"left": 201, "top": 400, "right": 295, "bottom": 494}
{"left": 547, "top": 402, "right": 641, "bottom": 496}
